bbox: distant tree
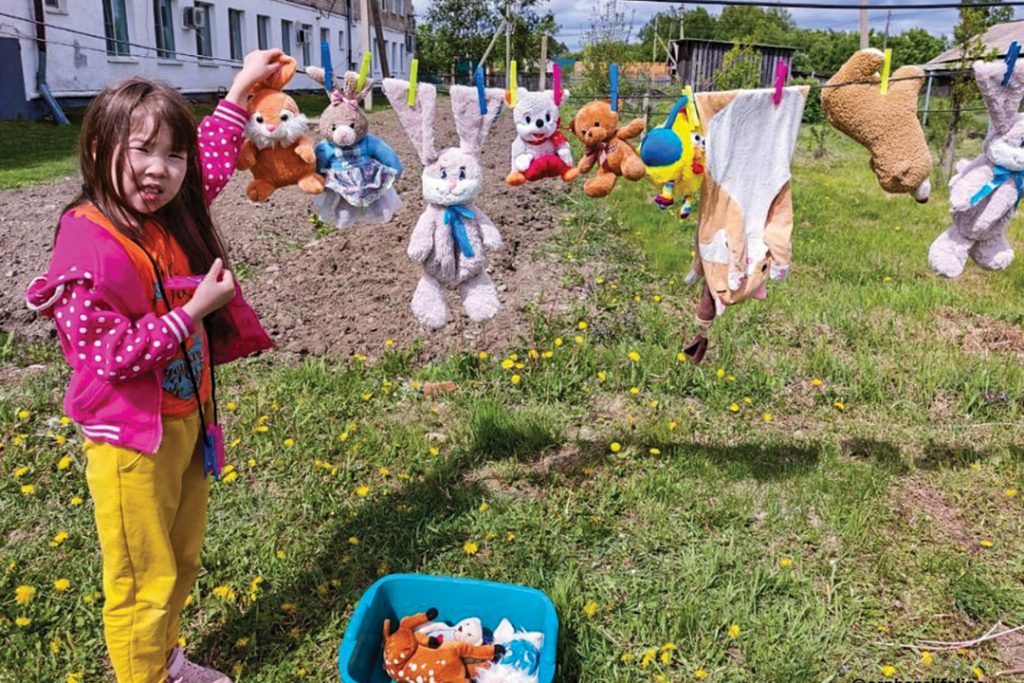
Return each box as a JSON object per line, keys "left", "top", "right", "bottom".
{"left": 581, "top": 0, "right": 642, "bottom": 94}
{"left": 714, "top": 42, "right": 762, "bottom": 90}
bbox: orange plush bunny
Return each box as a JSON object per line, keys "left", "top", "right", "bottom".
{"left": 237, "top": 54, "right": 324, "bottom": 201}
{"left": 383, "top": 609, "right": 503, "bottom": 683}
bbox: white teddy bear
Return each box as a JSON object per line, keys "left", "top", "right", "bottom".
{"left": 505, "top": 88, "right": 578, "bottom": 186}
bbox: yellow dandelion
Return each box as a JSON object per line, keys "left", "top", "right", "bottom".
{"left": 649, "top": 400, "right": 659, "bottom": 409}
{"left": 67, "top": 673, "right": 83, "bottom": 683}
{"left": 779, "top": 557, "right": 793, "bottom": 568}
{"left": 728, "top": 403, "right": 740, "bottom": 413}
{"left": 479, "top": 502, "right": 490, "bottom": 512}
{"left": 288, "top": 627, "right": 301, "bottom": 639}
{"left": 628, "top": 350, "right": 640, "bottom": 362}
{"left": 921, "top": 651, "right": 934, "bottom": 666}
{"left": 12, "top": 435, "right": 25, "bottom": 446}
{"left": 17, "top": 409, "right": 30, "bottom": 421}
{"left": 554, "top": 337, "right": 564, "bottom": 347}
{"left": 881, "top": 665, "right": 896, "bottom": 677}
{"left": 463, "top": 541, "right": 479, "bottom": 555}
{"left": 834, "top": 400, "right": 846, "bottom": 411}
{"left": 1005, "top": 488, "right": 1018, "bottom": 497}
{"left": 15, "top": 585, "right": 36, "bottom": 605}
{"left": 70, "top": 496, "right": 83, "bottom": 506}
{"left": 811, "top": 378, "right": 823, "bottom": 386}
{"left": 378, "top": 467, "right": 390, "bottom": 476}
{"left": 212, "top": 585, "right": 236, "bottom": 600}
{"left": 980, "top": 539, "right": 993, "bottom": 548}
{"left": 231, "top": 438, "right": 242, "bottom": 448}
{"left": 57, "top": 455, "right": 72, "bottom": 470}
{"left": 222, "top": 471, "right": 238, "bottom": 484}
{"left": 15, "top": 616, "right": 31, "bottom": 627}
{"left": 578, "top": 321, "right": 588, "bottom": 330}
{"left": 660, "top": 651, "right": 673, "bottom": 664}
{"left": 649, "top": 448, "right": 661, "bottom": 455}
{"left": 676, "top": 352, "right": 687, "bottom": 362}
{"left": 501, "top": 359, "right": 514, "bottom": 370}
{"left": 478, "top": 350, "right": 489, "bottom": 360}
{"left": 348, "top": 536, "right": 360, "bottom": 545}
{"left": 629, "top": 387, "right": 640, "bottom": 395}
{"left": 541, "top": 350, "right": 553, "bottom": 359}
{"left": 883, "top": 276, "right": 892, "bottom": 283}
{"left": 60, "top": 416, "right": 71, "bottom": 425}
{"left": 355, "top": 485, "right": 370, "bottom": 497}
{"left": 661, "top": 643, "right": 677, "bottom": 651}
{"left": 668, "top": 420, "right": 678, "bottom": 430}
{"left": 716, "top": 368, "right": 725, "bottom": 379}
{"left": 506, "top": 531, "right": 516, "bottom": 541}
{"left": 582, "top": 601, "right": 598, "bottom": 618}
{"left": 283, "top": 438, "right": 295, "bottom": 447}
{"left": 236, "top": 636, "right": 250, "bottom": 648}
{"left": 728, "top": 624, "right": 741, "bottom": 638}
{"left": 53, "top": 434, "right": 67, "bottom": 446}
{"left": 50, "top": 637, "right": 62, "bottom": 654}
{"left": 596, "top": 277, "right": 605, "bottom": 284}
{"left": 184, "top": 595, "right": 194, "bottom": 607}
{"left": 50, "top": 530, "right": 69, "bottom": 547}
{"left": 620, "top": 652, "right": 635, "bottom": 662}
{"left": 695, "top": 669, "right": 709, "bottom": 680}
{"left": 574, "top": 335, "right": 584, "bottom": 344}
{"left": 281, "top": 602, "right": 297, "bottom": 614}
{"left": 254, "top": 425, "right": 269, "bottom": 433}
{"left": 597, "top": 371, "right": 606, "bottom": 381}
{"left": 641, "top": 648, "right": 657, "bottom": 668}
{"left": 20, "top": 484, "right": 34, "bottom": 495}
{"left": 876, "top": 624, "right": 889, "bottom": 634}
{"left": 429, "top": 446, "right": 440, "bottom": 456}
{"left": 528, "top": 348, "right": 539, "bottom": 360}
{"left": 974, "top": 666, "right": 985, "bottom": 680}
{"left": 353, "top": 353, "right": 366, "bottom": 363}
{"left": 385, "top": 339, "right": 394, "bottom": 347}
{"left": 511, "top": 374, "right": 521, "bottom": 385}
{"left": 52, "top": 577, "right": 70, "bottom": 592}
{"left": 226, "top": 401, "right": 238, "bottom": 412}
{"left": 762, "top": 412, "right": 773, "bottom": 423}
{"left": 13, "top": 465, "right": 29, "bottom": 478}
{"left": 247, "top": 458, "right": 256, "bottom": 467}
{"left": 361, "top": 393, "right": 373, "bottom": 401}
{"left": 610, "top": 442, "right": 622, "bottom": 453}
{"left": 297, "top": 668, "right": 308, "bottom": 678}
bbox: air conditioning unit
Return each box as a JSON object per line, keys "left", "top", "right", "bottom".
{"left": 297, "top": 29, "right": 310, "bottom": 44}
{"left": 182, "top": 6, "right": 205, "bottom": 29}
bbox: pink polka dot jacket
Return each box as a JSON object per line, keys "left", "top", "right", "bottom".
{"left": 24, "top": 101, "right": 272, "bottom": 454}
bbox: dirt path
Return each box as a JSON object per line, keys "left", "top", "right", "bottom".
{"left": 0, "top": 108, "right": 575, "bottom": 361}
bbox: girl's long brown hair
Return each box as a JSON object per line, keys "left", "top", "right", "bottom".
{"left": 61, "top": 77, "right": 230, "bottom": 273}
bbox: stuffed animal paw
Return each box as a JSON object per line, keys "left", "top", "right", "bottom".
{"left": 569, "top": 100, "right": 646, "bottom": 198}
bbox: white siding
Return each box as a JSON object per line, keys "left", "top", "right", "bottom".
{"left": 4, "top": 0, "right": 413, "bottom": 103}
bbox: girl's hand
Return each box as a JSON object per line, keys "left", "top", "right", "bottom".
{"left": 183, "top": 258, "right": 236, "bottom": 321}
{"left": 226, "top": 49, "right": 285, "bottom": 107}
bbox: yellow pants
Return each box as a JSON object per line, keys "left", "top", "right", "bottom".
{"left": 84, "top": 407, "right": 210, "bottom": 683}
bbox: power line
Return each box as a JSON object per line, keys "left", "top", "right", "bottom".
{"left": 626, "top": 0, "right": 1024, "bottom": 9}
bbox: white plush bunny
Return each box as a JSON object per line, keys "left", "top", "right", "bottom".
{"left": 930, "top": 60, "right": 1024, "bottom": 278}
{"left": 382, "top": 79, "right": 506, "bottom": 329}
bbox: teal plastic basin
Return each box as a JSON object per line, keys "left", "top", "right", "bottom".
{"left": 337, "top": 573, "right": 558, "bottom": 683}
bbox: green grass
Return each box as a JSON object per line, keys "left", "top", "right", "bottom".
{"left": 2, "top": 130, "right": 1024, "bottom": 682}
{"left": 0, "top": 120, "right": 82, "bottom": 190}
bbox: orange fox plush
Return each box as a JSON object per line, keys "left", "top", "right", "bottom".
{"left": 383, "top": 609, "right": 503, "bottom": 683}
{"left": 237, "top": 54, "right": 324, "bottom": 201}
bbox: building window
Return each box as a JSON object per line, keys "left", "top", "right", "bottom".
{"left": 102, "top": 0, "right": 131, "bottom": 56}
{"left": 153, "top": 0, "right": 175, "bottom": 58}
{"left": 44, "top": 0, "right": 67, "bottom": 13}
{"left": 281, "top": 19, "right": 292, "bottom": 55}
{"left": 194, "top": 2, "right": 213, "bottom": 58}
{"left": 398, "top": 0, "right": 404, "bottom": 16}
{"left": 257, "top": 14, "right": 270, "bottom": 50}
{"left": 228, "top": 9, "right": 243, "bottom": 61}
{"left": 300, "top": 24, "right": 311, "bottom": 66}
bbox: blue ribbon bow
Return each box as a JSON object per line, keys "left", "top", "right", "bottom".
{"left": 970, "top": 164, "right": 1024, "bottom": 210}
{"left": 443, "top": 204, "right": 476, "bottom": 258}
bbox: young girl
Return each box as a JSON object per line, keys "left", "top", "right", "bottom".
{"left": 24, "top": 50, "right": 281, "bottom": 683}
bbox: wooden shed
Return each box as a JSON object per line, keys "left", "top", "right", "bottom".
{"left": 667, "top": 38, "right": 796, "bottom": 90}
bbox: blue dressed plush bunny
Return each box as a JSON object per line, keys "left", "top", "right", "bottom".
{"left": 474, "top": 618, "right": 544, "bottom": 683}
{"left": 305, "top": 68, "right": 403, "bottom": 228}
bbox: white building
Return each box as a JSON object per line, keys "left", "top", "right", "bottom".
{"left": 0, "top": 0, "right": 415, "bottom": 119}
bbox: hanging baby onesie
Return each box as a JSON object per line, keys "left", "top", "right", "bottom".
{"left": 683, "top": 86, "right": 808, "bottom": 363}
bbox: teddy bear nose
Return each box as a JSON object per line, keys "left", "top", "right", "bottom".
{"left": 535, "top": 119, "right": 544, "bottom": 128}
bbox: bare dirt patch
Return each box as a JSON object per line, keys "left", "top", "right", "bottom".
{"left": 0, "top": 109, "right": 576, "bottom": 362}
{"left": 937, "top": 309, "right": 1024, "bottom": 363}
{"left": 892, "top": 476, "right": 974, "bottom": 551}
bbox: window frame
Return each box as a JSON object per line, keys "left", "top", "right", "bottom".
{"left": 102, "top": 0, "right": 131, "bottom": 56}
{"left": 228, "top": 8, "right": 244, "bottom": 61}
{"left": 257, "top": 14, "right": 270, "bottom": 50}
{"left": 153, "top": 0, "right": 176, "bottom": 58}
{"left": 281, "top": 19, "right": 292, "bottom": 56}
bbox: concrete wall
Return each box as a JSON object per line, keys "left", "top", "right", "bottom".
{"left": 1, "top": 0, "right": 414, "bottom": 107}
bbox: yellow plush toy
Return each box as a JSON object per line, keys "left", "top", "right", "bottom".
{"left": 640, "top": 88, "right": 706, "bottom": 220}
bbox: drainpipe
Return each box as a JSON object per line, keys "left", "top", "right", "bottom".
{"left": 32, "top": 0, "right": 69, "bottom": 124}
{"left": 346, "top": 0, "right": 353, "bottom": 70}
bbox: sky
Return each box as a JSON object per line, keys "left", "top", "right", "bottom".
{"left": 411, "top": 0, "right": 1021, "bottom": 52}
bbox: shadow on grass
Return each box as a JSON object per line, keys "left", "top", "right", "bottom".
{"left": 841, "top": 437, "right": 910, "bottom": 474}
{"left": 916, "top": 441, "right": 990, "bottom": 470}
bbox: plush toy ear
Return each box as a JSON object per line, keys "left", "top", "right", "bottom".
{"left": 975, "top": 59, "right": 1024, "bottom": 136}
{"left": 568, "top": 116, "right": 576, "bottom": 135}
{"left": 383, "top": 78, "right": 438, "bottom": 165}
{"left": 260, "top": 54, "right": 296, "bottom": 92}
{"left": 305, "top": 66, "right": 326, "bottom": 87}
{"left": 383, "top": 619, "right": 391, "bottom": 641}
{"left": 451, "top": 84, "right": 505, "bottom": 156}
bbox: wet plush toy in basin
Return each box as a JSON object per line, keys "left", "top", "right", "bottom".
{"left": 337, "top": 574, "right": 558, "bottom": 683}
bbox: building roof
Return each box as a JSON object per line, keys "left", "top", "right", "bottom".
{"left": 926, "top": 19, "right": 1024, "bottom": 67}
{"left": 668, "top": 37, "right": 797, "bottom": 53}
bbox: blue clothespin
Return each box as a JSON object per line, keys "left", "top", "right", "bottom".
{"left": 609, "top": 63, "right": 619, "bottom": 112}
{"left": 1004, "top": 41, "right": 1020, "bottom": 87}
{"left": 321, "top": 40, "right": 333, "bottom": 95}
{"left": 475, "top": 65, "right": 487, "bottom": 115}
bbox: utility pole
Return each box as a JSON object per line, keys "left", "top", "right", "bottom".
{"left": 540, "top": 34, "right": 548, "bottom": 90}
{"left": 505, "top": 0, "right": 511, "bottom": 81}
{"left": 859, "top": 0, "right": 868, "bottom": 49}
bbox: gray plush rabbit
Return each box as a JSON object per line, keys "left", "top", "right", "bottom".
{"left": 305, "top": 67, "right": 403, "bottom": 228}
{"left": 930, "top": 60, "right": 1024, "bottom": 278}
{"left": 382, "top": 79, "right": 505, "bottom": 329}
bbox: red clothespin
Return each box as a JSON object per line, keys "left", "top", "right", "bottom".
{"left": 772, "top": 60, "right": 788, "bottom": 106}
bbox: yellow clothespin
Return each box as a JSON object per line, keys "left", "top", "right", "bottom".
{"left": 508, "top": 60, "right": 518, "bottom": 107}
{"left": 407, "top": 58, "right": 419, "bottom": 107}
{"left": 880, "top": 48, "right": 892, "bottom": 95}
{"left": 356, "top": 51, "right": 371, "bottom": 91}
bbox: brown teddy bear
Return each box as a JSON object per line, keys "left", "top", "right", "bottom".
{"left": 568, "top": 100, "right": 646, "bottom": 197}
{"left": 821, "top": 48, "right": 932, "bottom": 202}
{"left": 382, "top": 609, "right": 504, "bottom": 683}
